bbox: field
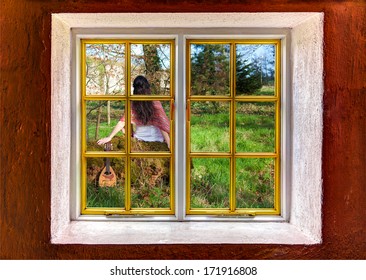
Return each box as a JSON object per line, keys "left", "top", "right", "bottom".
{"left": 189, "top": 98, "right": 275, "bottom": 209}
{"left": 85, "top": 87, "right": 276, "bottom": 210}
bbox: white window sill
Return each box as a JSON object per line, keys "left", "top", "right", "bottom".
{"left": 51, "top": 12, "right": 323, "bottom": 245}
{"left": 52, "top": 221, "right": 318, "bottom": 245}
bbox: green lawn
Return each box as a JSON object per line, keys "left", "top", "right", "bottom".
{"left": 189, "top": 102, "right": 275, "bottom": 208}
{"left": 85, "top": 92, "right": 276, "bottom": 210}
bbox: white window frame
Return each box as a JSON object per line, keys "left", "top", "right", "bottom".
{"left": 74, "top": 32, "right": 285, "bottom": 221}
{"left": 51, "top": 13, "right": 323, "bottom": 244}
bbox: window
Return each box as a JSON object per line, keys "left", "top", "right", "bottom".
{"left": 80, "top": 38, "right": 281, "bottom": 217}
{"left": 81, "top": 40, "right": 175, "bottom": 215}
{"left": 186, "top": 40, "right": 281, "bottom": 216}
{"left": 51, "top": 13, "right": 323, "bottom": 244}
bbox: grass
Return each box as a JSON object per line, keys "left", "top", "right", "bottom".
{"left": 88, "top": 119, "right": 121, "bottom": 141}
{"left": 236, "top": 85, "right": 275, "bottom": 96}
{"left": 130, "top": 157, "right": 170, "bottom": 208}
{"left": 190, "top": 158, "right": 230, "bottom": 208}
{"left": 189, "top": 94, "right": 275, "bottom": 209}
{"left": 191, "top": 110, "right": 230, "bottom": 152}
{"left": 190, "top": 157, "right": 274, "bottom": 209}
{"left": 189, "top": 108, "right": 275, "bottom": 209}
{"left": 235, "top": 158, "right": 275, "bottom": 208}
{"left": 86, "top": 157, "right": 125, "bottom": 208}
{"left": 236, "top": 102, "right": 275, "bottom": 152}
{"left": 85, "top": 87, "right": 276, "bottom": 210}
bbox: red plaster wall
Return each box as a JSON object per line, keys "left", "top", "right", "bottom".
{"left": 1, "top": 0, "right": 365, "bottom": 259}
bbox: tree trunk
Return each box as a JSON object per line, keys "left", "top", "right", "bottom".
{"left": 107, "top": 101, "right": 111, "bottom": 125}
{"left": 142, "top": 44, "right": 160, "bottom": 94}
{"left": 105, "top": 70, "right": 111, "bottom": 125}
{"left": 95, "top": 103, "right": 102, "bottom": 139}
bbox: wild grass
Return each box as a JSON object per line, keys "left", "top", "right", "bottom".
{"left": 191, "top": 110, "right": 230, "bottom": 152}
{"left": 189, "top": 107, "right": 275, "bottom": 209}
{"left": 190, "top": 158, "right": 230, "bottom": 208}
{"left": 85, "top": 86, "right": 276, "bottom": 209}
{"left": 86, "top": 157, "right": 125, "bottom": 208}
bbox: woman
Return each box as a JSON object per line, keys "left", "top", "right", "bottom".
{"left": 97, "top": 76, "right": 170, "bottom": 149}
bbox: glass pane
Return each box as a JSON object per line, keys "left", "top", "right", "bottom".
{"left": 129, "top": 100, "right": 171, "bottom": 152}
{"left": 86, "top": 101, "right": 125, "bottom": 152}
{"left": 236, "top": 158, "right": 275, "bottom": 208}
{"left": 131, "top": 43, "right": 171, "bottom": 95}
{"left": 190, "top": 101, "right": 230, "bottom": 152}
{"left": 236, "top": 102, "right": 275, "bottom": 153}
{"left": 190, "top": 43, "right": 230, "bottom": 96}
{"left": 190, "top": 158, "right": 230, "bottom": 208}
{"left": 86, "top": 157, "right": 125, "bottom": 208}
{"left": 236, "top": 44, "right": 275, "bottom": 96}
{"left": 85, "top": 43, "right": 125, "bottom": 95}
{"left": 131, "top": 158, "right": 171, "bottom": 208}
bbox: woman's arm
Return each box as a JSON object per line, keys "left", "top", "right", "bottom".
{"left": 97, "top": 120, "right": 125, "bottom": 145}
{"left": 161, "top": 130, "right": 170, "bottom": 150}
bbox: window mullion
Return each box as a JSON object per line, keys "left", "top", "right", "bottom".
{"left": 177, "top": 33, "right": 186, "bottom": 221}
{"left": 230, "top": 42, "right": 236, "bottom": 213}
{"left": 125, "top": 42, "right": 131, "bottom": 212}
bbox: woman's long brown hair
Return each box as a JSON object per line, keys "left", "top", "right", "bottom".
{"left": 131, "top": 76, "right": 154, "bottom": 125}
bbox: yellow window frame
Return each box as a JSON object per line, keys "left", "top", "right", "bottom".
{"left": 186, "top": 39, "right": 281, "bottom": 216}
{"left": 80, "top": 39, "right": 176, "bottom": 215}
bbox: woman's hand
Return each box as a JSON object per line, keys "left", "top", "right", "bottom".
{"left": 97, "top": 136, "right": 112, "bottom": 146}
{"left": 96, "top": 121, "right": 125, "bottom": 146}
{"left": 161, "top": 130, "right": 170, "bottom": 150}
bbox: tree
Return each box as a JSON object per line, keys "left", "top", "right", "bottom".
{"left": 235, "top": 44, "right": 276, "bottom": 94}
{"left": 86, "top": 44, "right": 125, "bottom": 95}
{"left": 190, "top": 44, "right": 230, "bottom": 96}
{"left": 236, "top": 57, "right": 262, "bottom": 95}
{"left": 86, "top": 44, "right": 125, "bottom": 138}
{"left": 260, "top": 45, "right": 275, "bottom": 86}
{"left": 131, "top": 44, "right": 171, "bottom": 95}
{"left": 142, "top": 44, "right": 162, "bottom": 94}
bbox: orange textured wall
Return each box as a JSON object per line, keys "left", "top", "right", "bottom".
{"left": 1, "top": 0, "right": 365, "bottom": 259}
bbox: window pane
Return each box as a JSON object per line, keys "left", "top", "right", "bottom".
{"left": 190, "top": 43, "right": 230, "bottom": 96}
{"left": 131, "top": 43, "right": 171, "bottom": 96}
{"left": 236, "top": 102, "right": 275, "bottom": 153}
{"left": 85, "top": 43, "right": 125, "bottom": 95}
{"left": 128, "top": 100, "right": 171, "bottom": 152}
{"left": 86, "top": 100, "right": 125, "bottom": 152}
{"left": 86, "top": 157, "right": 125, "bottom": 208}
{"left": 236, "top": 44, "right": 275, "bottom": 96}
{"left": 236, "top": 158, "right": 275, "bottom": 208}
{"left": 190, "top": 101, "right": 230, "bottom": 153}
{"left": 190, "top": 158, "right": 230, "bottom": 208}
{"left": 131, "top": 158, "right": 171, "bottom": 208}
